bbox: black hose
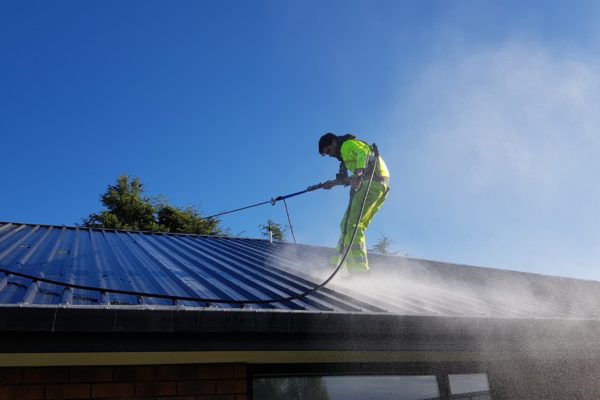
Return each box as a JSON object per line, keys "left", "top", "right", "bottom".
{"left": 0, "top": 151, "right": 380, "bottom": 305}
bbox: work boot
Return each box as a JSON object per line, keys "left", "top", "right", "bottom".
{"left": 341, "top": 269, "right": 371, "bottom": 283}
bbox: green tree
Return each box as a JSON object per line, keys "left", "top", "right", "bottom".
{"left": 259, "top": 219, "right": 286, "bottom": 241}
{"left": 81, "top": 175, "right": 157, "bottom": 231}
{"left": 157, "top": 204, "right": 224, "bottom": 235}
{"left": 82, "top": 175, "right": 225, "bottom": 235}
{"left": 370, "top": 235, "right": 398, "bottom": 255}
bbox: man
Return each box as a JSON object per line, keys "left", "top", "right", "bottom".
{"left": 319, "top": 132, "right": 390, "bottom": 274}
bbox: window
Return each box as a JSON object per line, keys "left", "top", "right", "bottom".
{"left": 254, "top": 375, "right": 441, "bottom": 400}
{"left": 449, "top": 373, "right": 491, "bottom": 400}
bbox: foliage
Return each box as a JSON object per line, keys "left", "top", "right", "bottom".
{"left": 81, "top": 175, "right": 225, "bottom": 235}
{"left": 370, "top": 235, "right": 398, "bottom": 255}
{"left": 156, "top": 204, "right": 223, "bottom": 235}
{"left": 259, "top": 219, "right": 286, "bottom": 241}
{"left": 81, "top": 176, "right": 156, "bottom": 231}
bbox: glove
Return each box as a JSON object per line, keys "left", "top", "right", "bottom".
{"left": 350, "top": 175, "right": 363, "bottom": 191}
{"left": 321, "top": 180, "right": 339, "bottom": 190}
{"left": 351, "top": 168, "right": 365, "bottom": 190}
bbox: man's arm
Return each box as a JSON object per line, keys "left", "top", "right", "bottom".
{"left": 321, "top": 176, "right": 353, "bottom": 190}
{"left": 321, "top": 180, "right": 339, "bottom": 190}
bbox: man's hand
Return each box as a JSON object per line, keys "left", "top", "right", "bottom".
{"left": 321, "top": 180, "right": 338, "bottom": 190}
{"left": 350, "top": 176, "right": 363, "bottom": 191}
{"left": 351, "top": 169, "right": 365, "bottom": 190}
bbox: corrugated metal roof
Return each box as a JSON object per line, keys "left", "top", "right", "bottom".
{"left": 1, "top": 221, "right": 600, "bottom": 319}
{"left": 0, "top": 222, "right": 383, "bottom": 312}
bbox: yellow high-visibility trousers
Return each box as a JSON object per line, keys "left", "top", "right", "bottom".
{"left": 332, "top": 180, "right": 389, "bottom": 273}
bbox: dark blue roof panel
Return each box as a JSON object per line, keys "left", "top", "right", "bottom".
{"left": 0, "top": 222, "right": 384, "bottom": 312}
{"left": 2, "top": 222, "right": 600, "bottom": 319}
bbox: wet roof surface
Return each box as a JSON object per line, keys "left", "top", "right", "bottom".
{"left": 2, "top": 221, "right": 600, "bottom": 319}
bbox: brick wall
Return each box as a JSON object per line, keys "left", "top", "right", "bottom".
{"left": 0, "top": 363, "right": 248, "bottom": 400}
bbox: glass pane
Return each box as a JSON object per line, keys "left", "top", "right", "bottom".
{"left": 254, "top": 375, "right": 440, "bottom": 400}
{"left": 449, "top": 373, "right": 491, "bottom": 400}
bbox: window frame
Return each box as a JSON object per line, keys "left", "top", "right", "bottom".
{"left": 249, "top": 362, "right": 492, "bottom": 400}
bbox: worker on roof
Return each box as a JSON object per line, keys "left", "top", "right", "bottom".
{"left": 319, "top": 132, "right": 390, "bottom": 274}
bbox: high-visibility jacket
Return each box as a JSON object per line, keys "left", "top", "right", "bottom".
{"left": 340, "top": 139, "right": 390, "bottom": 179}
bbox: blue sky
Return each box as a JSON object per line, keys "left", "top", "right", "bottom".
{"left": 2, "top": 0, "right": 600, "bottom": 280}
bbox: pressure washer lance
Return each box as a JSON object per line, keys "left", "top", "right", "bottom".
{"left": 265, "top": 144, "right": 381, "bottom": 207}
{"left": 205, "top": 181, "right": 332, "bottom": 220}
{"left": 270, "top": 182, "right": 327, "bottom": 205}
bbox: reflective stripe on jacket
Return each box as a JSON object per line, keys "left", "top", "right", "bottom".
{"left": 340, "top": 139, "right": 390, "bottom": 178}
